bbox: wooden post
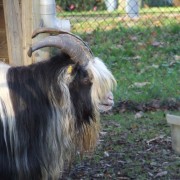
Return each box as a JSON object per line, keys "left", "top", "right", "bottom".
{"left": 173, "top": 0, "right": 180, "bottom": 6}
{"left": 0, "top": 0, "right": 8, "bottom": 63}
{"left": 32, "top": 0, "right": 47, "bottom": 63}
{"left": 3, "top": 0, "right": 23, "bottom": 66}
{"left": 21, "top": 0, "right": 33, "bottom": 65}
{"left": 32, "top": 0, "right": 51, "bottom": 63}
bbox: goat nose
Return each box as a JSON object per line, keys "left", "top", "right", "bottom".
{"left": 107, "top": 91, "right": 114, "bottom": 100}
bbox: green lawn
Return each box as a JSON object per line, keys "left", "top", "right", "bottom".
{"left": 57, "top": 7, "right": 180, "bottom": 17}
{"left": 57, "top": 7, "right": 180, "bottom": 104}
{"left": 63, "top": 14, "right": 180, "bottom": 103}
{"left": 59, "top": 13, "right": 180, "bottom": 179}
{"left": 84, "top": 24, "right": 180, "bottom": 103}
{"left": 62, "top": 111, "right": 180, "bottom": 179}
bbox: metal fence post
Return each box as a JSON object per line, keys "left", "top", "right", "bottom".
{"left": 126, "top": 0, "right": 139, "bottom": 18}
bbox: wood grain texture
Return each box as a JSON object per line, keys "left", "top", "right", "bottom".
{"left": 22, "top": 0, "right": 33, "bottom": 65}
{"left": 0, "top": 4, "right": 8, "bottom": 63}
{"left": 3, "top": 0, "right": 23, "bottom": 66}
{"left": 173, "top": 0, "right": 180, "bottom": 6}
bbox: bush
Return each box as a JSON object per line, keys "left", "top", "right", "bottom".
{"left": 143, "top": 0, "right": 173, "bottom": 7}
{"left": 56, "top": 0, "right": 106, "bottom": 11}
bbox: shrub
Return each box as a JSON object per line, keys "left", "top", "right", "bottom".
{"left": 56, "top": 0, "right": 106, "bottom": 11}
{"left": 143, "top": 0, "right": 173, "bottom": 7}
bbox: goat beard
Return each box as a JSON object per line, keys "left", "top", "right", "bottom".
{"left": 76, "top": 57, "right": 116, "bottom": 154}
{"left": 75, "top": 113, "right": 101, "bottom": 155}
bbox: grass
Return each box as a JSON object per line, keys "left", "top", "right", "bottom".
{"left": 101, "top": 111, "right": 180, "bottom": 179}
{"left": 81, "top": 24, "right": 180, "bottom": 103}
{"left": 61, "top": 8, "right": 180, "bottom": 104}
{"left": 57, "top": 7, "right": 180, "bottom": 17}
{"left": 64, "top": 14, "right": 180, "bottom": 103}
{"left": 58, "top": 7, "right": 180, "bottom": 33}
{"left": 63, "top": 111, "right": 180, "bottom": 179}
{"left": 59, "top": 13, "right": 180, "bottom": 179}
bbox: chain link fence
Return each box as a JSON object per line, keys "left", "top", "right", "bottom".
{"left": 56, "top": 0, "right": 180, "bottom": 102}
{"left": 56, "top": 0, "right": 180, "bottom": 34}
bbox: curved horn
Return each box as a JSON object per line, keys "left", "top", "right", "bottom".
{"left": 32, "top": 27, "right": 72, "bottom": 38}
{"left": 31, "top": 27, "right": 93, "bottom": 55}
{"left": 28, "top": 33, "right": 93, "bottom": 66}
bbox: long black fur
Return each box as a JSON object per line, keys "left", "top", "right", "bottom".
{"left": 0, "top": 53, "right": 94, "bottom": 180}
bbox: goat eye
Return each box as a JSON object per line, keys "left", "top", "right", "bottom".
{"left": 82, "top": 77, "right": 90, "bottom": 84}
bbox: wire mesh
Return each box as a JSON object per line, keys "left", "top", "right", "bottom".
{"left": 56, "top": 1, "right": 180, "bottom": 102}
{"left": 56, "top": 0, "right": 180, "bottom": 34}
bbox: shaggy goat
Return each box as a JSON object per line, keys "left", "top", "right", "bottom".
{"left": 0, "top": 28, "right": 116, "bottom": 180}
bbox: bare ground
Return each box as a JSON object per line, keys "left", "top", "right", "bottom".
{"left": 61, "top": 106, "right": 180, "bottom": 179}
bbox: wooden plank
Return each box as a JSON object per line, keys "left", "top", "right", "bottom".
{"left": 21, "top": 0, "right": 33, "bottom": 65}
{"left": 0, "top": 30, "right": 8, "bottom": 63}
{"left": 0, "top": 4, "right": 8, "bottom": 63}
{"left": 174, "top": 0, "right": 180, "bottom": 6}
{"left": 3, "top": 0, "right": 23, "bottom": 66}
{"left": 32, "top": 0, "right": 49, "bottom": 63}
{"left": 0, "top": 6, "right": 5, "bottom": 29}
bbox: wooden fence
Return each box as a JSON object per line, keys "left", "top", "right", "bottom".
{"left": 0, "top": 0, "right": 38, "bottom": 66}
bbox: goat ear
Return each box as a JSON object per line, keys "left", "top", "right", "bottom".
{"left": 67, "top": 65, "right": 73, "bottom": 74}
{"left": 67, "top": 62, "right": 80, "bottom": 75}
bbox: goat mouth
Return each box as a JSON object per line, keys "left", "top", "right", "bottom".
{"left": 98, "top": 102, "right": 114, "bottom": 112}
{"left": 97, "top": 91, "right": 114, "bottom": 112}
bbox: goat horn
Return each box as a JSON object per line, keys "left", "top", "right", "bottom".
{"left": 28, "top": 33, "right": 93, "bottom": 66}
{"left": 32, "top": 27, "right": 74, "bottom": 38}
{"left": 31, "top": 27, "right": 93, "bottom": 55}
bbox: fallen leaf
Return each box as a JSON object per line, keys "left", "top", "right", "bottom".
{"left": 174, "top": 55, "right": 180, "bottom": 61}
{"left": 129, "top": 35, "right": 138, "bottom": 41}
{"left": 140, "top": 64, "right": 159, "bottom": 74}
{"left": 148, "top": 172, "right": 154, "bottom": 177}
{"left": 92, "top": 173, "right": 104, "bottom": 178}
{"left": 169, "top": 61, "right": 176, "bottom": 66}
{"left": 151, "top": 31, "right": 157, "bottom": 37}
{"left": 129, "top": 82, "right": 150, "bottom": 88}
{"left": 132, "top": 55, "right": 141, "bottom": 60}
{"left": 152, "top": 64, "right": 159, "bottom": 68}
{"left": 135, "top": 111, "right": 144, "bottom": 119}
{"left": 151, "top": 41, "right": 164, "bottom": 47}
{"left": 100, "top": 131, "right": 107, "bottom": 136}
{"left": 150, "top": 161, "right": 157, "bottom": 166}
{"left": 138, "top": 42, "right": 147, "bottom": 49}
{"left": 146, "top": 135, "right": 165, "bottom": 145}
{"left": 104, "top": 151, "right": 110, "bottom": 157}
{"left": 154, "top": 171, "right": 168, "bottom": 178}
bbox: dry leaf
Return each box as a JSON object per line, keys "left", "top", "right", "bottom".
{"left": 132, "top": 56, "right": 141, "bottom": 60}
{"left": 146, "top": 135, "right": 165, "bottom": 145}
{"left": 148, "top": 172, "right": 154, "bottom": 177}
{"left": 151, "top": 41, "right": 164, "bottom": 47}
{"left": 100, "top": 131, "right": 107, "bottom": 136}
{"left": 152, "top": 64, "right": 159, "bottom": 68}
{"left": 174, "top": 55, "right": 180, "bottom": 61}
{"left": 135, "top": 111, "right": 144, "bottom": 119}
{"left": 104, "top": 151, "right": 110, "bottom": 157}
{"left": 129, "top": 82, "right": 150, "bottom": 88}
{"left": 129, "top": 36, "right": 138, "bottom": 41}
{"left": 154, "top": 171, "right": 168, "bottom": 178}
{"left": 140, "top": 64, "right": 159, "bottom": 74}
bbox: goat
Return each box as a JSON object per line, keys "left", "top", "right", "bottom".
{"left": 0, "top": 28, "right": 116, "bottom": 180}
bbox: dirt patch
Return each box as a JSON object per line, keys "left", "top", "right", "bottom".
{"left": 61, "top": 113, "right": 180, "bottom": 179}
{"left": 115, "top": 98, "right": 180, "bottom": 113}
